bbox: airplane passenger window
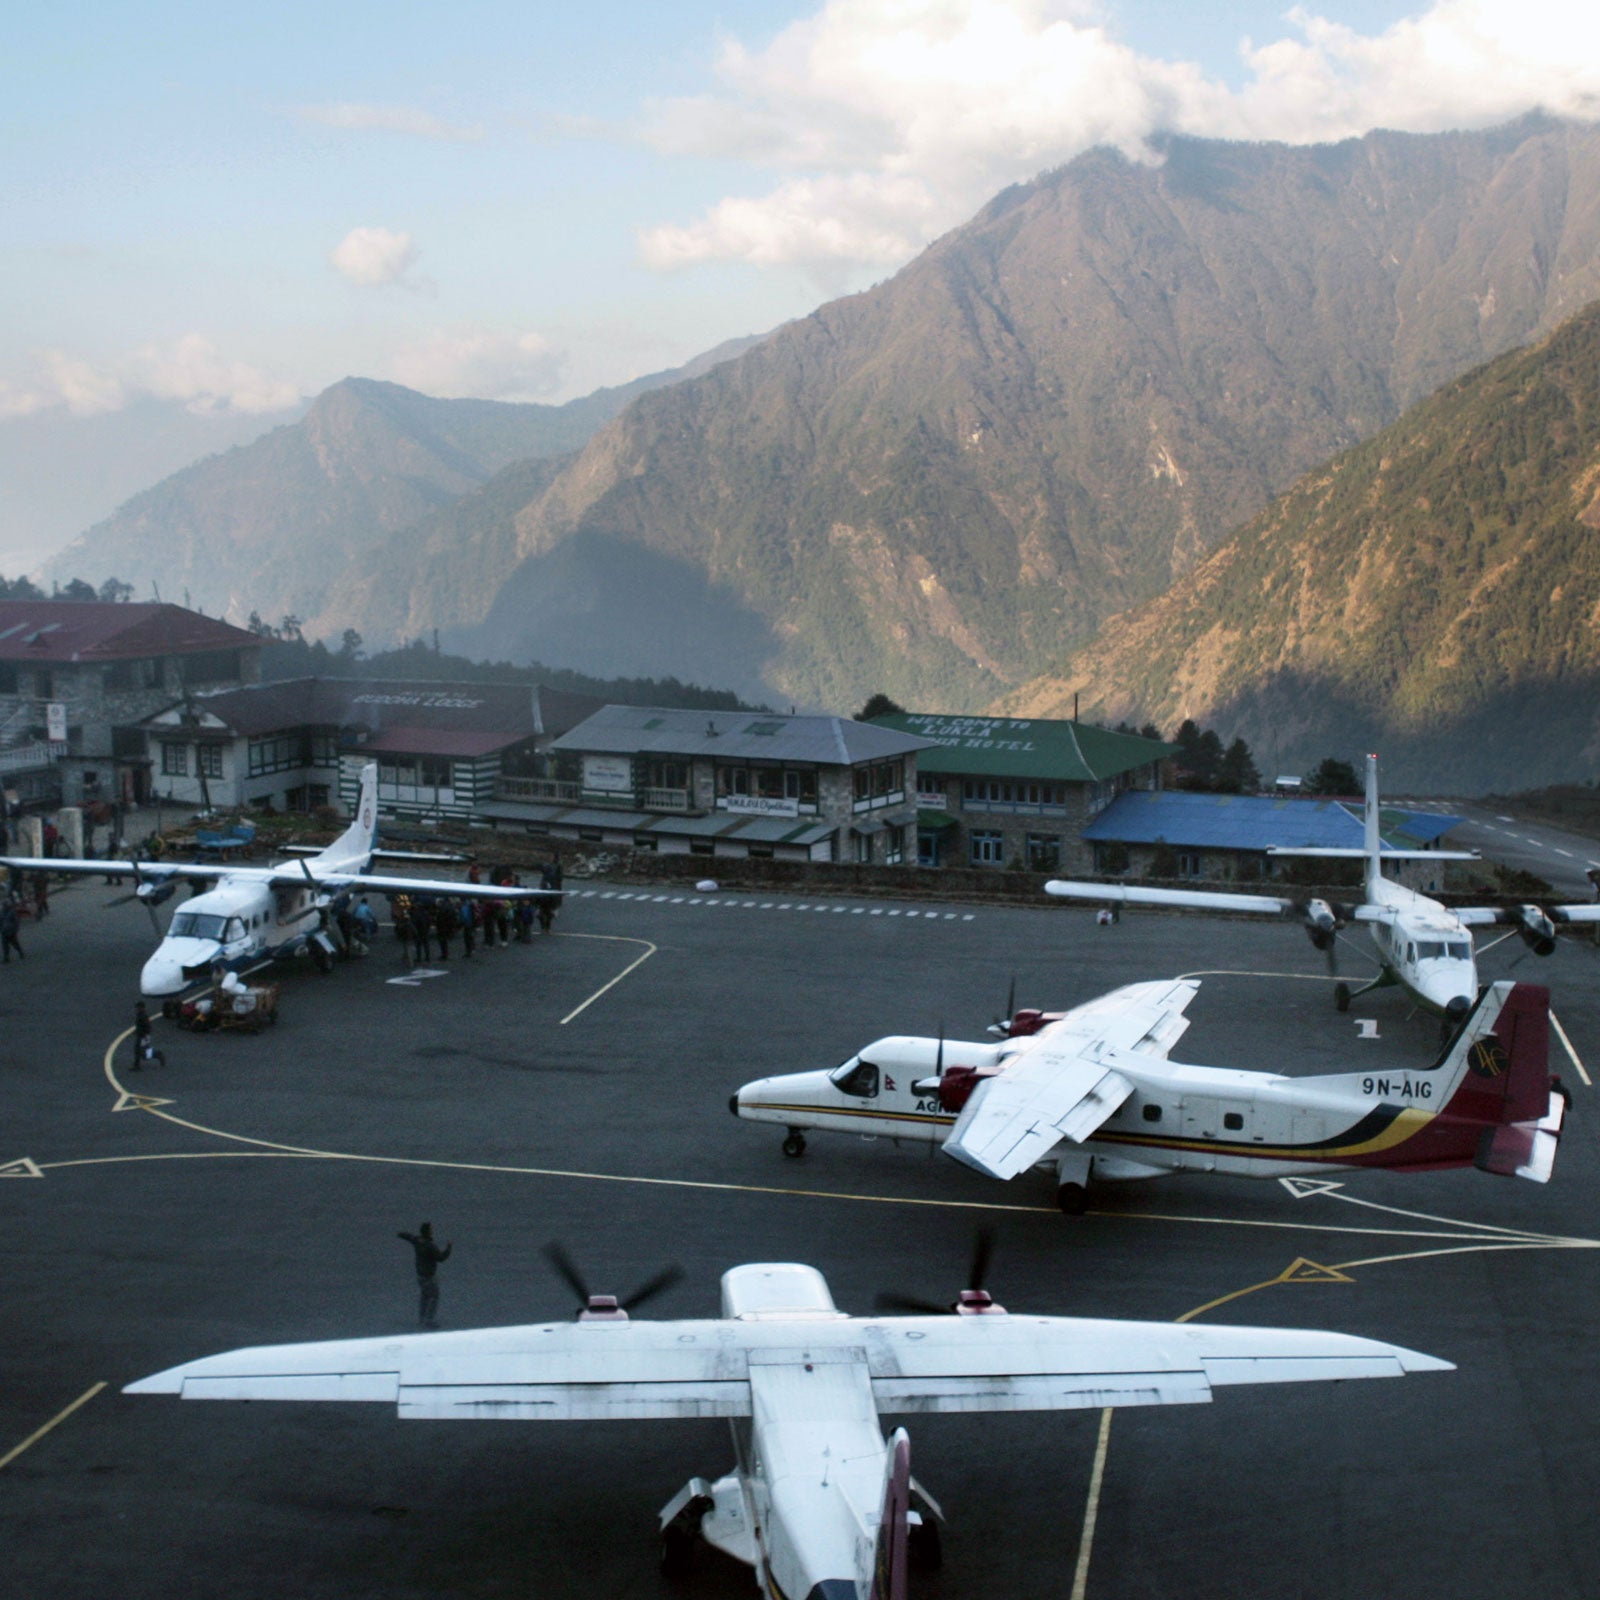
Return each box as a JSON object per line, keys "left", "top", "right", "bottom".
{"left": 1224, "top": 1112, "right": 1244, "bottom": 1131}
{"left": 1142, "top": 1104, "right": 1162, "bottom": 1123}
{"left": 831, "top": 1061, "right": 880, "bottom": 1099}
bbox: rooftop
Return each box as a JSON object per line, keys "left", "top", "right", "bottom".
{"left": 872, "top": 713, "right": 1173, "bottom": 782}
{"left": 553, "top": 705, "right": 934, "bottom": 765}
{"left": 0, "top": 602, "right": 259, "bottom": 662}
{"left": 142, "top": 678, "right": 603, "bottom": 752}
{"left": 1082, "top": 790, "right": 1462, "bottom": 850}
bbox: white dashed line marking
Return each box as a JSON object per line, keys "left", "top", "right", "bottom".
{"left": 578, "top": 890, "right": 978, "bottom": 925}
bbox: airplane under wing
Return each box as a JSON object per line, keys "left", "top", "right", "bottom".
{"left": 0, "top": 854, "right": 558, "bottom": 900}
{"left": 1045, "top": 879, "right": 1300, "bottom": 915}
{"left": 941, "top": 980, "right": 1198, "bottom": 1181}
{"left": 125, "top": 1305, "right": 1450, "bottom": 1420}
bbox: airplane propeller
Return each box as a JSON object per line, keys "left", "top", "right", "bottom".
{"left": 874, "top": 1227, "right": 1001, "bottom": 1316}
{"left": 990, "top": 976, "right": 1017, "bottom": 1035}
{"left": 542, "top": 1241, "right": 684, "bottom": 1320}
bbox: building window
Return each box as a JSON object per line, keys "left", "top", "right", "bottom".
{"left": 197, "top": 745, "right": 223, "bottom": 780}
{"left": 969, "top": 831, "right": 1004, "bottom": 866}
{"left": 309, "top": 734, "right": 339, "bottom": 766}
{"left": 883, "top": 824, "right": 904, "bottom": 866}
{"left": 853, "top": 759, "right": 905, "bottom": 807}
{"left": 1025, "top": 834, "right": 1061, "bottom": 872}
{"left": 248, "top": 733, "right": 303, "bottom": 776}
{"left": 647, "top": 759, "right": 687, "bottom": 790}
{"left": 748, "top": 843, "right": 775, "bottom": 859}
{"left": 961, "top": 778, "right": 1068, "bottom": 811}
{"left": 854, "top": 831, "right": 874, "bottom": 863}
{"left": 308, "top": 784, "right": 330, "bottom": 809}
{"left": 689, "top": 839, "right": 715, "bottom": 856}
{"left": 1176, "top": 851, "right": 1203, "bottom": 879}
{"left": 160, "top": 742, "right": 189, "bottom": 777}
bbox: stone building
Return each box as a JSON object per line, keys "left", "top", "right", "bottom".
{"left": 869, "top": 713, "right": 1172, "bottom": 873}
{"left": 140, "top": 677, "right": 601, "bottom": 820}
{"left": 0, "top": 601, "right": 260, "bottom": 808}
{"left": 485, "top": 705, "right": 933, "bottom": 863}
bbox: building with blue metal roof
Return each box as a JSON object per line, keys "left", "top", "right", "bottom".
{"left": 1082, "top": 790, "right": 1464, "bottom": 890}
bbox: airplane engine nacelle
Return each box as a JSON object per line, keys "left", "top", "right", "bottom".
{"left": 1515, "top": 906, "right": 1557, "bottom": 956}
{"left": 136, "top": 880, "right": 178, "bottom": 907}
{"left": 1302, "top": 899, "right": 1338, "bottom": 951}
{"left": 937, "top": 1065, "right": 1001, "bottom": 1113}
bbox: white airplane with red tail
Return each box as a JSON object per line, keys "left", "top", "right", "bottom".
{"left": 126, "top": 1238, "right": 1450, "bottom": 1598}
{"left": 733, "top": 979, "right": 1566, "bottom": 1213}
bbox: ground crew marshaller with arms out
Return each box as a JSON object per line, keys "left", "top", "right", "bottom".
{"left": 398, "top": 1222, "right": 451, "bottom": 1328}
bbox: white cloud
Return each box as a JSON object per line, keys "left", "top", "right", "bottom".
{"left": 294, "top": 102, "right": 485, "bottom": 141}
{"left": 389, "top": 329, "right": 565, "bottom": 401}
{"left": 638, "top": 0, "right": 1600, "bottom": 271}
{"left": 331, "top": 226, "right": 422, "bottom": 288}
{"left": 0, "top": 338, "right": 299, "bottom": 421}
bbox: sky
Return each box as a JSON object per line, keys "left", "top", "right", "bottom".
{"left": 4, "top": 0, "right": 1599, "bottom": 571}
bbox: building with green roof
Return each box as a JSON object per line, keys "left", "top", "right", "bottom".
{"left": 870, "top": 713, "right": 1174, "bottom": 871}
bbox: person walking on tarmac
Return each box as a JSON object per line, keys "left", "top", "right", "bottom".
{"left": 1, "top": 896, "right": 23, "bottom": 963}
{"left": 131, "top": 1000, "right": 165, "bottom": 1068}
{"left": 398, "top": 1222, "right": 452, "bottom": 1328}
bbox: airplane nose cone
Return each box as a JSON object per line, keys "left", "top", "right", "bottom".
{"left": 139, "top": 956, "right": 184, "bottom": 996}
{"left": 1445, "top": 994, "right": 1471, "bottom": 1021}
{"left": 728, "top": 1093, "right": 740, "bottom": 1117}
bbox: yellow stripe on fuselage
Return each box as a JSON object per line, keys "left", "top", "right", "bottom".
{"left": 743, "top": 1101, "right": 1441, "bottom": 1163}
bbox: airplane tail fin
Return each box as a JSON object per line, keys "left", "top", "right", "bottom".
{"left": 1363, "top": 753, "right": 1382, "bottom": 897}
{"left": 313, "top": 763, "right": 379, "bottom": 871}
{"left": 870, "top": 1428, "right": 911, "bottom": 1600}
{"left": 1444, "top": 981, "right": 1565, "bottom": 1181}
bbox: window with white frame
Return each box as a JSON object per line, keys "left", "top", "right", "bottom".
{"left": 160, "top": 742, "right": 189, "bottom": 777}
{"left": 197, "top": 745, "right": 223, "bottom": 779}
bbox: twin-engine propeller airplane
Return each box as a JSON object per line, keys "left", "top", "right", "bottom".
{"left": 732, "top": 978, "right": 1566, "bottom": 1213}
{"left": 1044, "top": 754, "right": 1600, "bottom": 1021}
{"left": 0, "top": 762, "right": 559, "bottom": 996}
{"left": 126, "top": 1242, "right": 1451, "bottom": 1599}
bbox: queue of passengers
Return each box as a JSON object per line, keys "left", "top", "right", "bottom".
{"left": 386, "top": 862, "right": 561, "bottom": 965}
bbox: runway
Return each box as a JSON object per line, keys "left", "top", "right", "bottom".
{"left": 4, "top": 878, "right": 1598, "bottom": 1598}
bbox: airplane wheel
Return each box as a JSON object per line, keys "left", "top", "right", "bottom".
{"left": 1334, "top": 982, "right": 1351, "bottom": 1013}
{"left": 908, "top": 1517, "right": 943, "bottom": 1572}
{"left": 782, "top": 1131, "right": 807, "bottom": 1159}
{"left": 659, "top": 1524, "right": 696, "bottom": 1579}
{"left": 1056, "top": 1181, "right": 1089, "bottom": 1216}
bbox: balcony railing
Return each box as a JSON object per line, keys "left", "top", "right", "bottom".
{"left": 0, "top": 740, "right": 54, "bottom": 774}
{"left": 493, "top": 776, "right": 693, "bottom": 813}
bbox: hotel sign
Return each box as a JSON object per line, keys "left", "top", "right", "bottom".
{"left": 722, "top": 795, "right": 800, "bottom": 818}
{"left": 583, "top": 754, "right": 633, "bottom": 793}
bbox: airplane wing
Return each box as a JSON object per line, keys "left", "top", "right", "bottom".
{"left": 1045, "top": 879, "right": 1298, "bottom": 915}
{"left": 0, "top": 855, "right": 227, "bottom": 886}
{"left": 861, "top": 1314, "right": 1452, "bottom": 1413}
{"left": 277, "top": 869, "right": 560, "bottom": 900}
{"left": 126, "top": 1320, "right": 757, "bottom": 1420}
{"left": 942, "top": 979, "right": 1199, "bottom": 1181}
{"left": 126, "top": 1308, "right": 1450, "bottom": 1421}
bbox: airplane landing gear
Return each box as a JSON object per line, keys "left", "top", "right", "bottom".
{"left": 658, "top": 1479, "right": 713, "bottom": 1579}
{"left": 782, "top": 1130, "right": 807, "bottom": 1159}
{"left": 1055, "top": 1149, "right": 1091, "bottom": 1215}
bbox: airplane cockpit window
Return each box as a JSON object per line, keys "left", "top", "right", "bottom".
{"left": 1415, "top": 941, "right": 1455, "bottom": 960}
{"left": 830, "top": 1059, "right": 880, "bottom": 1099}
{"left": 169, "top": 912, "right": 228, "bottom": 941}
{"left": 224, "top": 918, "right": 246, "bottom": 943}
{"left": 1448, "top": 941, "right": 1471, "bottom": 959}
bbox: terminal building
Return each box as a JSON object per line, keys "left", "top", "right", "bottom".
{"left": 868, "top": 713, "right": 1173, "bottom": 873}
{"left": 483, "top": 704, "right": 932, "bottom": 863}
{"left": 140, "top": 677, "right": 602, "bottom": 820}
{"left": 0, "top": 600, "right": 260, "bottom": 809}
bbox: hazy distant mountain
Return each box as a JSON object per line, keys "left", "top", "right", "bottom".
{"left": 1000, "top": 297, "right": 1600, "bottom": 793}
{"left": 45, "top": 335, "right": 764, "bottom": 628}
{"left": 410, "top": 115, "right": 1600, "bottom": 709}
{"left": 3, "top": 399, "right": 301, "bottom": 580}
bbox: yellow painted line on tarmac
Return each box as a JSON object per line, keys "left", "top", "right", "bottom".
{"left": 1549, "top": 1009, "right": 1591, "bottom": 1087}
{"left": 556, "top": 933, "right": 657, "bottom": 1025}
{"left": 1069, "top": 1408, "right": 1114, "bottom": 1600}
{"left": 0, "top": 1383, "right": 106, "bottom": 1473}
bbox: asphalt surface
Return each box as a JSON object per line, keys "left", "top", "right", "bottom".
{"left": 5, "top": 876, "right": 1600, "bottom": 1599}
{"left": 1410, "top": 798, "right": 1600, "bottom": 900}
